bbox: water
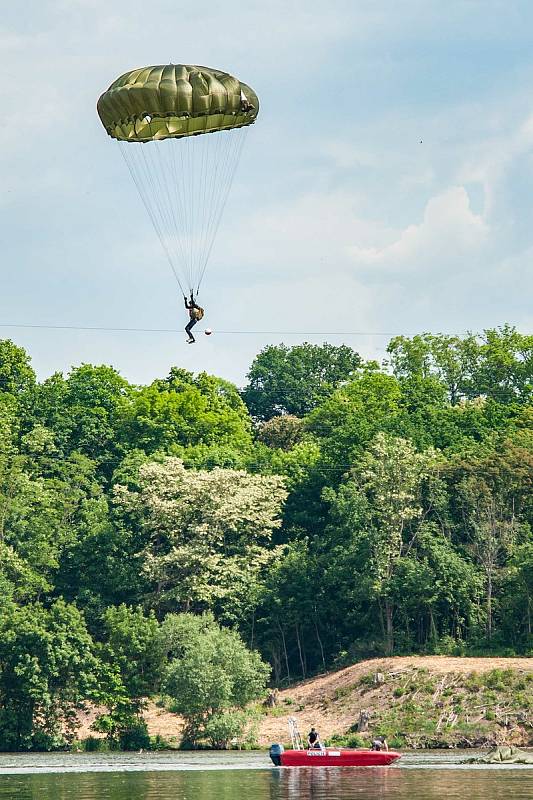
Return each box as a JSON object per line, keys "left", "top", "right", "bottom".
{"left": 0, "top": 751, "right": 531, "bottom": 799}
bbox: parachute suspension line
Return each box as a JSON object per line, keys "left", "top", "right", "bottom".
{"left": 181, "top": 136, "right": 193, "bottom": 288}
{"left": 176, "top": 134, "right": 193, "bottom": 289}
{"left": 126, "top": 136, "right": 187, "bottom": 294}
{"left": 195, "top": 129, "right": 233, "bottom": 290}
{"left": 189, "top": 133, "right": 196, "bottom": 290}
{"left": 194, "top": 129, "right": 227, "bottom": 292}
{"left": 125, "top": 135, "right": 190, "bottom": 295}
{"left": 140, "top": 123, "right": 191, "bottom": 293}
{"left": 118, "top": 140, "right": 187, "bottom": 297}
{"left": 169, "top": 133, "right": 190, "bottom": 288}
{"left": 195, "top": 126, "right": 211, "bottom": 290}
{"left": 142, "top": 141, "right": 187, "bottom": 294}
{"left": 118, "top": 124, "right": 249, "bottom": 296}
{"left": 196, "top": 127, "right": 249, "bottom": 293}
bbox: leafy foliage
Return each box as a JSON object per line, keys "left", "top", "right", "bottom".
{"left": 0, "top": 328, "right": 531, "bottom": 749}
{"left": 160, "top": 613, "right": 269, "bottom": 746}
{"left": 243, "top": 342, "right": 363, "bottom": 420}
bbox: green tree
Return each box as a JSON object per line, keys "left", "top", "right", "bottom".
{"left": 325, "top": 433, "right": 438, "bottom": 654}
{"left": 120, "top": 370, "right": 252, "bottom": 455}
{"left": 0, "top": 600, "right": 98, "bottom": 750}
{"left": 446, "top": 436, "right": 532, "bottom": 640}
{"left": 386, "top": 333, "right": 477, "bottom": 404}
{"left": 28, "top": 365, "right": 131, "bottom": 473}
{"left": 307, "top": 369, "right": 402, "bottom": 468}
{"left": 102, "top": 605, "right": 162, "bottom": 698}
{"left": 160, "top": 613, "right": 270, "bottom": 747}
{"left": 114, "top": 457, "right": 287, "bottom": 621}
{"left": 500, "top": 542, "right": 533, "bottom": 649}
{"left": 0, "top": 340, "right": 36, "bottom": 396}
{"left": 243, "top": 342, "right": 363, "bottom": 420}
{"left": 387, "top": 327, "right": 533, "bottom": 405}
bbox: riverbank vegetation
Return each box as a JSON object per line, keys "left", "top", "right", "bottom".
{"left": 0, "top": 326, "right": 531, "bottom": 750}
{"left": 258, "top": 656, "right": 532, "bottom": 749}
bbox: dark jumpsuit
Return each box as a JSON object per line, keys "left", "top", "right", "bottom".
{"left": 184, "top": 296, "right": 200, "bottom": 341}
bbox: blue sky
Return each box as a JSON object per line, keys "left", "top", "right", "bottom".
{"left": 1, "top": 0, "right": 532, "bottom": 386}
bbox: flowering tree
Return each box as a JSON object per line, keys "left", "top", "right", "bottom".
{"left": 114, "top": 457, "right": 287, "bottom": 618}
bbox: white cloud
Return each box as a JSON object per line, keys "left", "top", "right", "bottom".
{"left": 349, "top": 186, "right": 489, "bottom": 271}
{"left": 1, "top": 1, "right": 533, "bottom": 386}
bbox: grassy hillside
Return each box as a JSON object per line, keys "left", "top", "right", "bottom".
{"left": 257, "top": 657, "right": 533, "bottom": 749}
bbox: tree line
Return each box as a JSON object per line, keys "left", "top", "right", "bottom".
{"left": 0, "top": 325, "right": 531, "bottom": 749}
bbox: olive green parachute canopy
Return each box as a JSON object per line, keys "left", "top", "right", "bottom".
{"left": 97, "top": 64, "right": 259, "bottom": 142}
{"left": 97, "top": 63, "right": 259, "bottom": 295}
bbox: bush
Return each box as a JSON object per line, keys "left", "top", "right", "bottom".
{"left": 161, "top": 613, "right": 270, "bottom": 746}
{"left": 82, "top": 736, "right": 109, "bottom": 752}
{"left": 118, "top": 719, "right": 151, "bottom": 751}
{"left": 150, "top": 734, "right": 172, "bottom": 750}
{"left": 30, "top": 730, "right": 68, "bottom": 752}
{"left": 326, "top": 732, "right": 365, "bottom": 748}
{"left": 203, "top": 711, "right": 249, "bottom": 749}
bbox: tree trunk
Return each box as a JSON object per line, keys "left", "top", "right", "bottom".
{"left": 271, "top": 646, "right": 281, "bottom": 685}
{"left": 249, "top": 610, "right": 255, "bottom": 649}
{"left": 277, "top": 622, "right": 291, "bottom": 684}
{"left": 429, "top": 608, "right": 438, "bottom": 646}
{"left": 486, "top": 572, "right": 493, "bottom": 641}
{"left": 313, "top": 612, "right": 327, "bottom": 672}
{"left": 295, "top": 624, "right": 306, "bottom": 678}
{"left": 385, "top": 600, "right": 394, "bottom": 655}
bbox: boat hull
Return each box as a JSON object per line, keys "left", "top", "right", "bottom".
{"left": 278, "top": 748, "right": 401, "bottom": 767}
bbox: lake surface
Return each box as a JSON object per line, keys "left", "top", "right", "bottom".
{"left": 0, "top": 751, "right": 532, "bottom": 799}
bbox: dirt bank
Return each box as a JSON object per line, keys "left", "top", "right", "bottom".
{"left": 257, "top": 656, "right": 532, "bottom": 748}
{"left": 75, "top": 656, "right": 532, "bottom": 748}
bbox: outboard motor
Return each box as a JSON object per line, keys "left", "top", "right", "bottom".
{"left": 269, "top": 743, "right": 284, "bottom": 766}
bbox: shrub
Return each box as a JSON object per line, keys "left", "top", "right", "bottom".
{"left": 326, "top": 733, "right": 366, "bottom": 748}
{"left": 82, "top": 736, "right": 108, "bottom": 752}
{"left": 203, "top": 710, "right": 250, "bottom": 749}
{"left": 119, "top": 719, "right": 151, "bottom": 751}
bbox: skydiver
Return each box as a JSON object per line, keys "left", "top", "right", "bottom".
{"left": 184, "top": 292, "right": 204, "bottom": 344}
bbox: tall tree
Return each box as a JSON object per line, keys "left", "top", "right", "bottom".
{"left": 0, "top": 340, "right": 36, "bottom": 396}
{"left": 325, "top": 433, "right": 438, "bottom": 654}
{"left": 243, "top": 342, "right": 363, "bottom": 420}
{"left": 114, "top": 457, "right": 287, "bottom": 620}
{"left": 0, "top": 600, "right": 98, "bottom": 750}
{"left": 120, "top": 370, "right": 252, "bottom": 455}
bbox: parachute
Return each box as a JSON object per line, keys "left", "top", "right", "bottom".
{"left": 97, "top": 64, "right": 259, "bottom": 296}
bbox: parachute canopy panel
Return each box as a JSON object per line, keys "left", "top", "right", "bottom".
{"left": 97, "top": 64, "right": 259, "bottom": 142}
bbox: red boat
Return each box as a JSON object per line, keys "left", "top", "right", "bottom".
{"left": 270, "top": 745, "right": 401, "bottom": 768}
{"left": 269, "top": 719, "right": 400, "bottom": 768}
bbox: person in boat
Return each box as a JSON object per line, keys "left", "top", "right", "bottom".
{"left": 184, "top": 292, "right": 204, "bottom": 344}
{"left": 371, "top": 735, "right": 389, "bottom": 752}
{"left": 307, "top": 727, "right": 322, "bottom": 749}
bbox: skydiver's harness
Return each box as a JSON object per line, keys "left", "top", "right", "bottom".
{"left": 185, "top": 294, "right": 204, "bottom": 321}
{"left": 189, "top": 305, "right": 204, "bottom": 321}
